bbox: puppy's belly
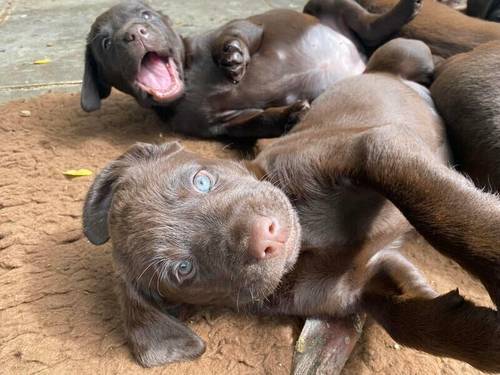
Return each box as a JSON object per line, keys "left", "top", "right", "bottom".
{"left": 227, "top": 24, "right": 366, "bottom": 108}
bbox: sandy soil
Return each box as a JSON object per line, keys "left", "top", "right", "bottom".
{"left": 0, "top": 91, "right": 494, "bottom": 374}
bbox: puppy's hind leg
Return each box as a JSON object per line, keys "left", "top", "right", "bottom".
{"left": 304, "top": 0, "right": 422, "bottom": 48}
{"left": 363, "top": 290, "right": 500, "bottom": 372}
{"left": 361, "top": 249, "right": 500, "bottom": 372}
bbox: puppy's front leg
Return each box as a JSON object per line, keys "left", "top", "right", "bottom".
{"left": 365, "top": 148, "right": 500, "bottom": 307}
{"left": 210, "top": 100, "right": 310, "bottom": 138}
{"left": 211, "top": 20, "right": 264, "bottom": 84}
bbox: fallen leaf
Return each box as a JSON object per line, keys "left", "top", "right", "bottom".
{"left": 295, "top": 337, "right": 306, "bottom": 353}
{"left": 63, "top": 169, "right": 93, "bottom": 178}
{"left": 33, "top": 59, "right": 51, "bottom": 65}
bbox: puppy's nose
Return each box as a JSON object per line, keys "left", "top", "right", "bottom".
{"left": 248, "top": 216, "right": 288, "bottom": 260}
{"left": 124, "top": 24, "right": 148, "bottom": 43}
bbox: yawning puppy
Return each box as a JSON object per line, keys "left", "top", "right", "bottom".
{"left": 83, "top": 39, "right": 500, "bottom": 371}
{"left": 82, "top": 1, "right": 185, "bottom": 110}
{"left": 81, "top": 0, "right": 422, "bottom": 138}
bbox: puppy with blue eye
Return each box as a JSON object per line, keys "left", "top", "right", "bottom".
{"left": 83, "top": 39, "right": 500, "bottom": 371}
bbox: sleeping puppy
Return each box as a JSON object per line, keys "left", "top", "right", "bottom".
{"left": 81, "top": 0, "right": 422, "bottom": 138}
{"left": 83, "top": 39, "right": 500, "bottom": 371}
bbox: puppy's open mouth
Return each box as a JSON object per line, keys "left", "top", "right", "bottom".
{"left": 136, "top": 52, "right": 184, "bottom": 103}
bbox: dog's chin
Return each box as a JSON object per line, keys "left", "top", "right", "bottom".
{"left": 238, "top": 218, "right": 302, "bottom": 306}
{"left": 135, "top": 52, "right": 185, "bottom": 106}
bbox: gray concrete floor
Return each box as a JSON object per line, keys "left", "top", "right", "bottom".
{"left": 0, "top": 0, "right": 307, "bottom": 104}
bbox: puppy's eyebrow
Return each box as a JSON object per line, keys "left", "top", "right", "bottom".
{"left": 88, "top": 31, "right": 106, "bottom": 45}
{"left": 87, "top": 31, "right": 100, "bottom": 44}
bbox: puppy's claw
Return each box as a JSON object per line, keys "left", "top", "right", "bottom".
{"left": 285, "top": 100, "right": 311, "bottom": 130}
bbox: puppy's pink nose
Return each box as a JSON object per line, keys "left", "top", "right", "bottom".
{"left": 124, "top": 25, "right": 148, "bottom": 42}
{"left": 248, "top": 217, "right": 288, "bottom": 260}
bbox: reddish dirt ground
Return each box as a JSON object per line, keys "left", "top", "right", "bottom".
{"left": 0, "top": 91, "right": 494, "bottom": 374}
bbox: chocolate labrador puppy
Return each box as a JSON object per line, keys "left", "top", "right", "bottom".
{"left": 83, "top": 39, "right": 500, "bottom": 371}
{"left": 81, "top": 0, "right": 422, "bottom": 138}
{"left": 431, "top": 41, "right": 500, "bottom": 193}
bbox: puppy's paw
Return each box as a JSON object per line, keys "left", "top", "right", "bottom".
{"left": 217, "top": 39, "right": 249, "bottom": 84}
{"left": 133, "top": 333, "right": 206, "bottom": 367}
{"left": 285, "top": 100, "right": 311, "bottom": 130}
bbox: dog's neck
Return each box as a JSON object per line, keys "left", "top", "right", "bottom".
{"left": 181, "top": 35, "right": 194, "bottom": 71}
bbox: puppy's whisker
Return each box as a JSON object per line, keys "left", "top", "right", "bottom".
{"left": 156, "top": 260, "right": 167, "bottom": 298}
{"left": 147, "top": 259, "right": 164, "bottom": 291}
{"left": 136, "top": 256, "right": 162, "bottom": 284}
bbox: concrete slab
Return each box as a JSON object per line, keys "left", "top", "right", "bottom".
{"left": 0, "top": 0, "right": 307, "bottom": 103}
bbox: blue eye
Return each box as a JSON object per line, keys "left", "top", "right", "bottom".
{"left": 193, "top": 172, "right": 213, "bottom": 193}
{"left": 178, "top": 260, "right": 193, "bottom": 276}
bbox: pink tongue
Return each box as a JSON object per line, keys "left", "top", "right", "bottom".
{"left": 137, "top": 53, "right": 172, "bottom": 91}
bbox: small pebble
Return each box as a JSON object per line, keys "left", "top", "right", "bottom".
{"left": 394, "top": 343, "right": 402, "bottom": 350}
{"left": 19, "top": 110, "right": 31, "bottom": 117}
{"left": 46, "top": 43, "right": 53, "bottom": 47}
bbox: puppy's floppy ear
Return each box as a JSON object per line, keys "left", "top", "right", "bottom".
{"left": 117, "top": 277, "right": 205, "bottom": 367}
{"left": 81, "top": 45, "right": 111, "bottom": 112}
{"left": 83, "top": 141, "right": 183, "bottom": 245}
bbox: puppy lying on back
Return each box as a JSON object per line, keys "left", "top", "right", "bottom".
{"left": 81, "top": 0, "right": 422, "bottom": 138}
{"left": 83, "top": 39, "right": 500, "bottom": 371}
{"left": 431, "top": 41, "right": 500, "bottom": 192}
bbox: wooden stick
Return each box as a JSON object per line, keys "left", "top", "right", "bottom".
{"left": 293, "top": 314, "right": 365, "bottom": 375}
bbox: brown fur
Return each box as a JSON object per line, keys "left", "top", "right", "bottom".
{"left": 83, "top": 39, "right": 500, "bottom": 371}
{"left": 431, "top": 40, "right": 500, "bottom": 193}
{"left": 358, "top": 0, "right": 500, "bottom": 57}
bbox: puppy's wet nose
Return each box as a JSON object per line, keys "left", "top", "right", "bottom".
{"left": 124, "top": 25, "right": 148, "bottom": 42}
{"left": 248, "top": 216, "right": 288, "bottom": 260}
